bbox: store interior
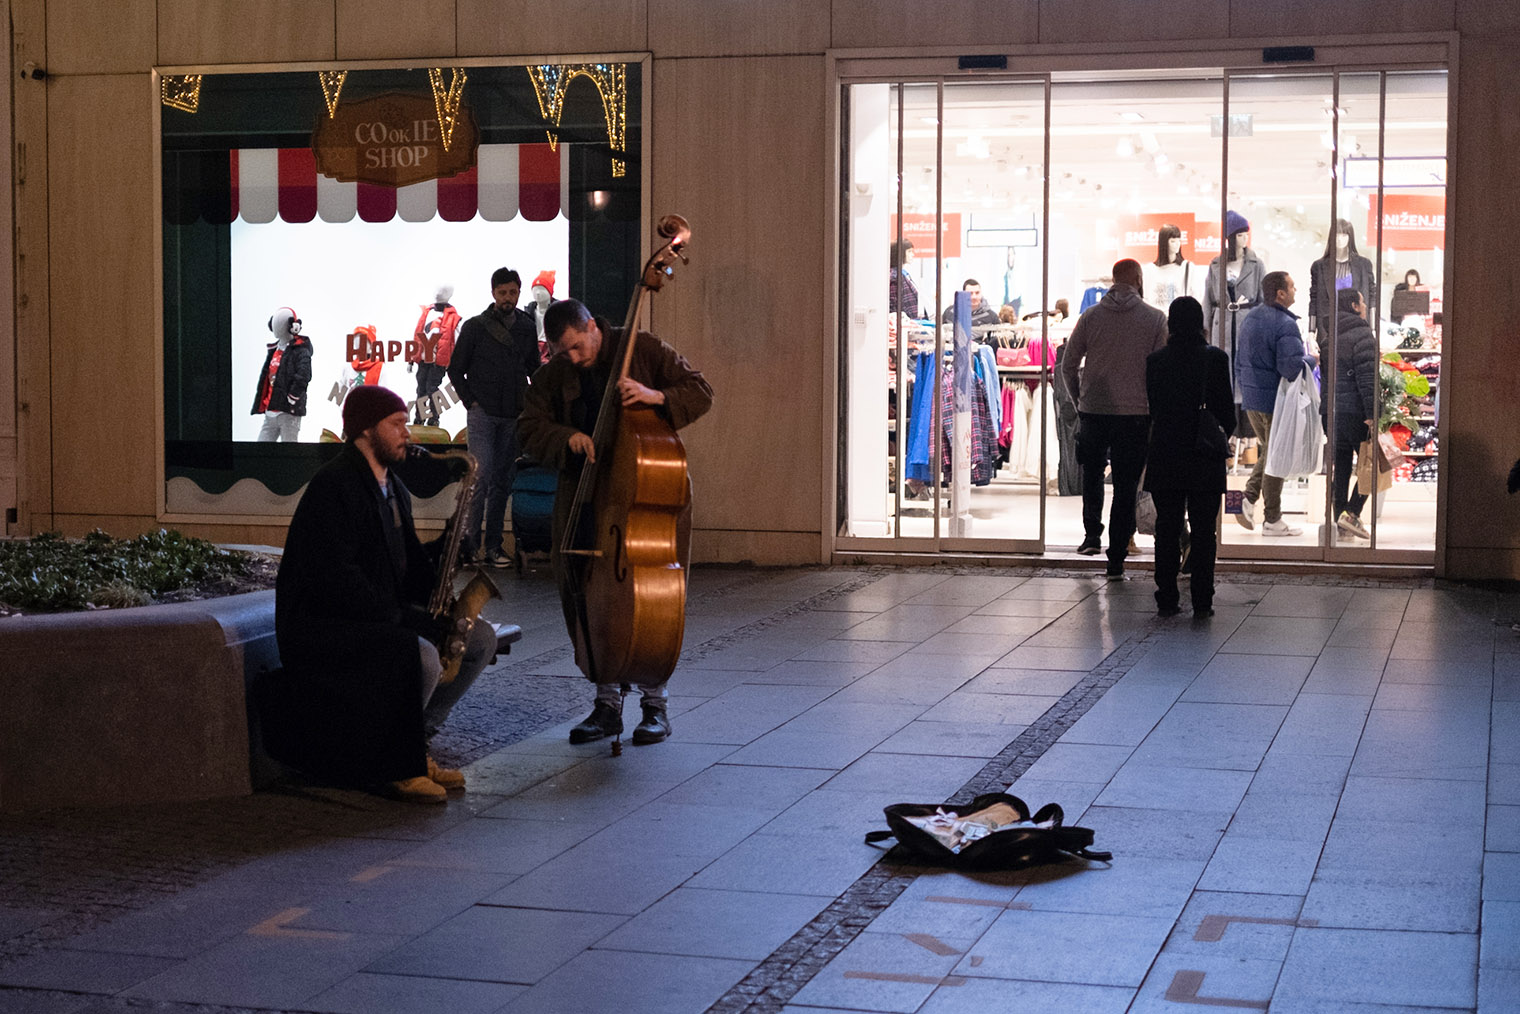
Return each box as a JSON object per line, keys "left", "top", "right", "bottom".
{"left": 842, "top": 68, "right": 1447, "bottom": 560}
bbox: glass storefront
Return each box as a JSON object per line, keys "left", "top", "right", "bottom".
{"left": 838, "top": 59, "right": 1447, "bottom": 565}
{"left": 158, "top": 60, "right": 644, "bottom": 518}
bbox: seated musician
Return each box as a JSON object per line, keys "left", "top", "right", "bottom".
{"left": 270, "top": 386, "right": 496, "bottom": 803}
{"left": 518, "top": 298, "right": 713, "bottom": 746}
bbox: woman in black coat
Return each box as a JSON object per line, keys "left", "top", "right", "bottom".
{"left": 1145, "top": 297, "right": 1236, "bottom": 617}
{"left": 1330, "top": 288, "right": 1379, "bottom": 539}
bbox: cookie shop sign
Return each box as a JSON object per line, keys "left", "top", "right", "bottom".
{"left": 313, "top": 92, "right": 479, "bottom": 188}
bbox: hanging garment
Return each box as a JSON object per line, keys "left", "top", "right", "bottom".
{"left": 974, "top": 343, "right": 1002, "bottom": 436}
{"left": 934, "top": 365, "right": 997, "bottom": 486}
{"left": 905, "top": 351, "right": 937, "bottom": 482}
{"left": 1008, "top": 382, "right": 1061, "bottom": 481}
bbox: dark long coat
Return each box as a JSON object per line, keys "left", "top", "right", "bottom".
{"left": 1143, "top": 343, "right": 1237, "bottom": 494}
{"left": 264, "top": 445, "right": 435, "bottom": 784}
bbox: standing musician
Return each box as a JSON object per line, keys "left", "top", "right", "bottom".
{"left": 270, "top": 386, "right": 497, "bottom": 803}
{"left": 518, "top": 298, "right": 713, "bottom": 746}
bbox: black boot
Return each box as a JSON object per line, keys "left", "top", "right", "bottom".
{"left": 569, "top": 700, "right": 623, "bottom": 744}
{"left": 631, "top": 703, "right": 671, "bottom": 745}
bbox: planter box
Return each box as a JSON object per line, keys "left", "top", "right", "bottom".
{"left": 0, "top": 590, "right": 277, "bottom": 811}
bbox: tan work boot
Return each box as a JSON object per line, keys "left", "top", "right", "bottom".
{"left": 389, "top": 775, "right": 447, "bottom": 804}
{"left": 427, "top": 755, "right": 466, "bottom": 791}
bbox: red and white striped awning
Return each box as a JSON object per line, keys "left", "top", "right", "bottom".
{"left": 230, "top": 142, "right": 570, "bottom": 224}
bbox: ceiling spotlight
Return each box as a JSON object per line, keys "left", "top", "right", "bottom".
{"left": 1120, "top": 111, "right": 1145, "bottom": 123}
{"left": 1116, "top": 137, "right": 1135, "bottom": 158}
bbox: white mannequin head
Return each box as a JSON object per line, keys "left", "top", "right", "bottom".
{"left": 434, "top": 283, "right": 454, "bottom": 304}
{"left": 1168, "top": 235, "right": 1182, "bottom": 258}
{"left": 531, "top": 284, "right": 552, "bottom": 309}
{"left": 268, "top": 306, "right": 300, "bottom": 347}
{"left": 1335, "top": 231, "right": 1350, "bottom": 255}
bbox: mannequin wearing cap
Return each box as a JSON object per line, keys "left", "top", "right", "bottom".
{"left": 252, "top": 307, "right": 313, "bottom": 441}
{"left": 269, "top": 385, "right": 496, "bottom": 804}
{"left": 529, "top": 270, "right": 558, "bottom": 360}
{"left": 1202, "top": 211, "right": 1265, "bottom": 398}
{"left": 409, "top": 283, "right": 462, "bottom": 427}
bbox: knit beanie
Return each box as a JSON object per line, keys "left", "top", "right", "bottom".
{"left": 531, "top": 270, "right": 556, "bottom": 296}
{"left": 343, "top": 385, "right": 406, "bottom": 438}
{"left": 1225, "top": 209, "right": 1250, "bottom": 238}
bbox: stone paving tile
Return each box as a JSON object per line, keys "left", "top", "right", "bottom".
{"left": 497, "top": 948, "right": 754, "bottom": 1014}
{"left": 1303, "top": 868, "right": 1481, "bottom": 932}
{"left": 122, "top": 929, "right": 410, "bottom": 1008}
{"left": 1127, "top": 702, "right": 1288, "bottom": 771}
{"left": 788, "top": 928, "right": 970, "bottom": 1013}
{"left": 1198, "top": 835, "right": 1323, "bottom": 895}
{"left": 823, "top": 753, "right": 989, "bottom": 800}
{"left": 396, "top": 814, "right": 605, "bottom": 873}
{"left": 1490, "top": 805, "right": 1520, "bottom": 852}
{"left": 687, "top": 831, "right": 884, "bottom": 898}
{"left": 1095, "top": 764, "right": 1254, "bottom": 814}
{"left": 1011, "top": 854, "right": 1205, "bottom": 920}
{"left": 366, "top": 905, "right": 624, "bottom": 982}
{"left": 594, "top": 887, "right": 828, "bottom": 960}
{"left": 1017, "top": 742, "right": 1135, "bottom": 784}
{"left": 0, "top": 988, "right": 93, "bottom": 1013}
{"left": 1179, "top": 653, "right": 1313, "bottom": 705}
{"left": 954, "top": 907, "right": 1175, "bottom": 987}
{"left": 303, "top": 971, "right": 525, "bottom": 1014}
{"left": 959, "top": 667, "right": 1087, "bottom": 696}
{"left": 1276, "top": 926, "right": 1478, "bottom": 1008}
{"left": 0, "top": 948, "right": 178, "bottom": 993}
{"left": 918, "top": 976, "right": 1134, "bottom": 1013}
{"left": 1220, "top": 615, "right": 1339, "bottom": 656}
{"left": 670, "top": 684, "right": 839, "bottom": 745}
{"left": 1128, "top": 951, "right": 1282, "bottom": 1013}
{"left": 872, "top": 719, "right": 1028, "bottom": 759}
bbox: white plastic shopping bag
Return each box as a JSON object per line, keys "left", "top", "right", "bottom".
{"left": 1264, "top": 370, "right": 1324, "bottom": 479}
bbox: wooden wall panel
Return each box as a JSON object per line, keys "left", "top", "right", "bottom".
{"left": 47, "top": 75, "right": 157, "bottom": 519}
{"left": 0, "top": 0, "right": 15, "bottom": 528}
{"left": 13, "top": 0, "right": 51, "bottom": 530}
{"left": 1456, "top": 0, "right": 1520, "bottom": 34}
{"left": 648, "top": 0, "right": 827, "bottom": 58}
{"left": 652, "top": 56, "right": 826, "bottom": 543}
{"left": 1039, "top": 0, "right": 1227, "bottom": 44}
{"left": 1229, "top": 0, "right": 1453, "bottom": 37}
{"left": 47, "top": 0, "right": 155, "bottom": 74}
{"left": 456, "top": 0, "right": 646, "bottom": 57}
{"left": 1441, "top": 33, "right": 1520, "bottom": 576}
{"left": 336, "top": 0, "right": 455, "bottom": 60}
{"left": 831, "top": 0, "right": 1038, "bottom": 50}
{"left": 156, "top": 0, "right": 335, "bottom": 66}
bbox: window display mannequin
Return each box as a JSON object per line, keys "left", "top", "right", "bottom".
{"left": 252, "top": 306, "right": 312, "bottom": 442}
{"left": 529, "top": 270, "right": 559, "bottom": 359}
{"left": 889, "top": 240, "right": 921, "bottom": 318}
{"left": 1307, "top": 219, "right": 1376, "bottom": 363}
{"left": 1146, "top": 224, "right": 1193, "bottom": 311}
{"left": 408, "top": 284, "right": 461, "bottom": 427}
{"left": 1202, "top": 211, "right": 1264, "bottom": 404}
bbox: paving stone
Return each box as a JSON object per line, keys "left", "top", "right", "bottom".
{"left": 1276, "top": 927, "right": 1478, "bottom": 1008}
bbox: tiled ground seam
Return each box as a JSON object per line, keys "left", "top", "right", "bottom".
{"left": 706, "top": 628, "right": 1160, "bottom": 1014}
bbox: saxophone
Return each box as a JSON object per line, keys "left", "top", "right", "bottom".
{"left": 416, "top": 446, "right": 501, "bottom": 685}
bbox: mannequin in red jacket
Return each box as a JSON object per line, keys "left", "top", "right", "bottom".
{"left": 408, "top": 283, "right": 462, "bottom": 426}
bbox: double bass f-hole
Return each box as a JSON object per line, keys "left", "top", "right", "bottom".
{"left": 610, "top": 523, "right": 628, "bottom": 581}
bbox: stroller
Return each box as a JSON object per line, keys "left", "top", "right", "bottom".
{"left": 509, "top": 455, "right": 557, "bottom": 574}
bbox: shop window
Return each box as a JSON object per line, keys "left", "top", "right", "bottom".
{"left": 160, "top": 63, "right": 643, "bottom": 517}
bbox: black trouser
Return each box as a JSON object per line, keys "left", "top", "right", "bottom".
{"left": 414, "top": 362, "right": 448, "bottom": 425}
{"left": 1077, "top": 413, "right": 1150, "bottom": 565}
{"left": 1332, "top": 432, "right": 1370, "bottom": 519}
{"left": 1153, "top": 489, "right": 1220, "bottom": 612}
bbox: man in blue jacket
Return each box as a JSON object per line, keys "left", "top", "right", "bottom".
{"left": 1235, "top": 270, "right": 1316, "bottom": 536}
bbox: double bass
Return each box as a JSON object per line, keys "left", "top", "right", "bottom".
{"left": 560, "top": 214, "right": 694, "bottom": 687}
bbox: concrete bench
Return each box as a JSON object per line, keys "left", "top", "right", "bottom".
{"left": 0, "top": 591, "right": 278, "bottom": 812}
{"left": 0, "top": 591, "right": 522, "bottom": 812}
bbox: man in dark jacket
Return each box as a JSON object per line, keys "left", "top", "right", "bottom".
{"left": 1331, "top": 288, "right": 1379, "bottom": 539}
{"left": 940, "top": 278, "right": 1001, "bottom": 329}
{"left": 270, "top": 386, "right": 496, "bottom": 803}
{"left": 1234, "top": 270, "right": 1316, "bottom": 536}
{"left": 1059, "top": 258, "right": 1167, "bottom": 577}
{"left": 447, "top": 267, "right": 540, "bottom": 566}
{"left": 518, "top": 298, "right": 713, "bottom": 747}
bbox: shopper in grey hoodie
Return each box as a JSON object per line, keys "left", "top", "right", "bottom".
{"left": 1059, "top": 258, "right": 1168, "bottom": 577}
